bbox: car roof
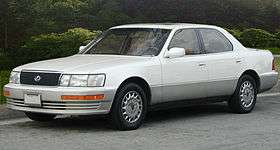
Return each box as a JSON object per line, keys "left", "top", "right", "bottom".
{"left": 111, "top": 23, "right": 219, "bottom": 30}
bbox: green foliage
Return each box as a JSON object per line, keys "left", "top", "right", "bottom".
{"left": 0, "top": 55, "right": 21, "bottom": 70}
{"left": 276, "top": 31, "right": 280, "bottom": 39}
{"left": 266, "top": 48, "right": 280, "bottom": 55}
{"left": 276, "top": 58, "right": 280, "bottom": 74}
{"left": 224, "top": 28, "right": 280, "bottom": 54}
{"left": 17, "top": 28, "right": 100, "bottom": 62}
{"left": 59, "top": 28, "right": 101, "bottom": 55}
{"left": 93, "top": 0, "right": 133, "bottom": 30}
{"left": 0, "top": 70, "right": 10, "bottom": 104}
{"left": 2, "top": 0, "right": 280, "bottom": 51}
{"left": 240, "top": 29, "right": 277, "bottom": 48}
{"left": 225, "top": 28, "right": 242, "bottom": 40}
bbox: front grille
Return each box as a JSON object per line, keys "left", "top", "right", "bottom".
{"left": 20, "top": 71, "right": 61, "bottom": 86}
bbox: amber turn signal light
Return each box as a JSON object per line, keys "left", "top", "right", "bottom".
{"left": 3, "top": 90, "right": 10, "bottom": 97}
{"left": 61, "top": 94, "right": 105, "bottom": 100}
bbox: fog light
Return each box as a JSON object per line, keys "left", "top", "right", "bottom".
{"left": 61, "top": 94, "right": 105, "bottom": 100}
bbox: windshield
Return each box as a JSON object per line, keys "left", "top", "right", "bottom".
{"left": 82, "top": 28, "right": 171, "bottom": 56}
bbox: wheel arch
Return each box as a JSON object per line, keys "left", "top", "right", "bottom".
{"left": 115, "top": 76, "right": 152, "bottom": 105}
{"left": 240, "top": 69, "right": 261, "bottom": 92}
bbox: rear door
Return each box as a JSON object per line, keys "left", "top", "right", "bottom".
{"left": 198, "top": 28, "right": 242, "bottom": 97}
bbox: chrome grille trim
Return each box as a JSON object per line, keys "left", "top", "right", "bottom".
{"left": 42, "top": 106, "right": 100, "bottom": 109}
{"left": 43, "top": 102, "right": 100, "bottom": 106}
{"left": 7, "top": 98, "right": 100, "bottom": 110}
{"left": 7, "top": 101, "right": 26, "bottom": 107}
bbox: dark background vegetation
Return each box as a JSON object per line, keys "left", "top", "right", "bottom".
{"left": 0, "top": 0, "right": 280, "bottom": 103}
{"left": 1, "top": 0, "right": 280, "bottom": 65}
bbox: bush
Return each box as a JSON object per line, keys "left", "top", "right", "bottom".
{"left": 0, "top": 70, "right": 10, "bottom": 104}
{"left": 275, "top": 32, "right": 280, "bottom": 47}
{"left": 0, "top": 56, "right": 14, "bottom": 70}
{"left": 59, "top": 28, "right": 101, "bottom": 56}
{"left": 20, "top": 33, "right": 63, "bottom": 62}
{"left": 12, "top": 28, "right": 101, "bottom": 62}
{"left": 266, "top": 47, "right": 280, "bottom": 55}
{"left": 240, "top": 28, "right": 277, "bottom": 48}
{"left": 276, "top": 31, "right": 280, "bottom": 39}
{"left": 276, "top": 58, "right": 280, "bottom": 72}
{"left": 0, "top": 48, "right": 4, "bottom": 55}
{"left": 225, "top": 28, "right": 242, "bottom": 40}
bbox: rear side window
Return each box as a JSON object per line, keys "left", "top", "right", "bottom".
{"left": 169, "top": 29, "right": 201, "bottom": 55}
{"left": 199, "top": 29, "right": 233, "bottom": 53}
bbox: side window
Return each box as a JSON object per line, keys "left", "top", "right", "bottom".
{"left": 199, "top": 29, "right": 233, "bottom": 53}
{"left": 169, "top": 29, "right": 201, "bottom": 55}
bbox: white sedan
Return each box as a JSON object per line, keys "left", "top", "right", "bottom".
{"left": 4, "top": 23, "right": 278, "bottom": 130}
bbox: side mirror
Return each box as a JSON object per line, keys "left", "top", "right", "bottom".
{"left": 165, "top": 47, "right": 185, "bottom": 58}
{"left": 79, "top": 46, "right": 86, "bottom": 53}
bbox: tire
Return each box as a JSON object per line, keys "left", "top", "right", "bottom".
{"left": 228, "top": 75, "right": 257, "bottom": 114}
{"left": 25, "top": 112, "right": 56, "bottom": 122}
{"left": 110, "top": 83, "right": 148, "bottom": 130}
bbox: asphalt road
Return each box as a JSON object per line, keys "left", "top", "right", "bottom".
{"left": 0, "top": 94, "right": 280, "bottom": 150}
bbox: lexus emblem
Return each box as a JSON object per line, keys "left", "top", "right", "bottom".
{"left": 34, "top": 75, "right": 41, "bottom": 82}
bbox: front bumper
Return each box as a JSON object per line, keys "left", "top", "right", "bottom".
{"left": 4, "top": 83, "right": 116, "bottom": 115}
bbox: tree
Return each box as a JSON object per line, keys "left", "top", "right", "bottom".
{"left": 0, "top": 0, "right": 11, "bottom": 51}
{"left": 1, "top": 0, "right": 280, "bottom": 51}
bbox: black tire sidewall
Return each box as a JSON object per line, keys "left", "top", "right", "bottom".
{"left": 111, "top": 83, "right": 148, "bottom": 130}
{"left": 231, "top": 75, "right": 257, "bottom": 113}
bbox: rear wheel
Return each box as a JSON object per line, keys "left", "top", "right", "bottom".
{"left": 25, "top": 112, "right": 56, "bottom": 122}
{"left": 228, "top": 75, "right": 257, "bottom": 113}
{"left": 110, "top": 83, "right": 147, "bottom": 130}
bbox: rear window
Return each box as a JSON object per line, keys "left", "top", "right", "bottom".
{"left": 199, "top": 29, "right": 233, "bottom": 53}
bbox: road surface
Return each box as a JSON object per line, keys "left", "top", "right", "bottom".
{"left": 0, "top": 94, "right": 280, "bottom": 150}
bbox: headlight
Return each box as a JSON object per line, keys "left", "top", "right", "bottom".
{"left": 9, "top": 71, "right": 20, "bottom": 84}
{"left": 88, "top": 74, "right": 105, "bottom": 87}
{"left": 59, "top": 75, "right": 71, "bottom": 86}
{"left": 69, "top": 75, "right": 88, "bottom": 87}
{"left": 59, "top": 74, "right": 105, "bottom": 87}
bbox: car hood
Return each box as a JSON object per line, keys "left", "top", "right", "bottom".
{"left": 14, "top": 55, "right": 152, "bottom": 74}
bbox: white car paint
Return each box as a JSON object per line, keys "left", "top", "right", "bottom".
{"left": 4, "top": 23, "right": 278, "bottom": 115}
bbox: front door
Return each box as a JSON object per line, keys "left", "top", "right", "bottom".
{"left": 161, "top": 29, "right": 208, "bottom": 102}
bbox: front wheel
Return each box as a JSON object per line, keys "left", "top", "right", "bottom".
{"left": 25, "top": 112, "right": 56, "bottom": 122}
{"left": 228, "top": 75, "right": 257, "bottom": 114}
{"left": 110, "top": 83, "right": 147, "bottom": 130}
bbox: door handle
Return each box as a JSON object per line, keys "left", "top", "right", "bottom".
{"left": 198, "top": 63, "right": 206, "bottom": 66}
{"left": 236, "top": 60, "right": 242, "bottom": 63}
